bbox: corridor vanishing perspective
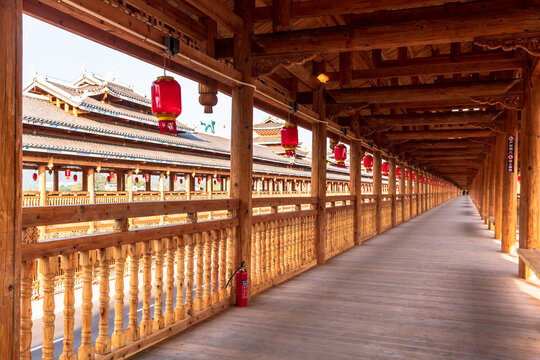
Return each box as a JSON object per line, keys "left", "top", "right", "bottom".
{"left": 135, "top": 197, "right": 540, "bottom": 360}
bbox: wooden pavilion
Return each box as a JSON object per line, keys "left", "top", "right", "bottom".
{"left": 1, "top": 0, "right": 539, "bottom": 359}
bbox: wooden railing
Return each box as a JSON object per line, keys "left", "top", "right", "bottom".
{"left": 381, "top": 195, "right": 393, "bottom": 232}
{"left": 361, "top": 195, "right": 378, "bottom": 240}
{"left": 326, "top": 195, "right": 355, "bottom": 259}
{"left": 21, "top": 199, "right": 239, "bottom": 359}
{"left": 250, "top": 197, "right": 318, "bottom": 295}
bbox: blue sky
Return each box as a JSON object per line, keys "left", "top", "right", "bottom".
{"left": 22, "top": 15, "right": 312, "bottom": 149}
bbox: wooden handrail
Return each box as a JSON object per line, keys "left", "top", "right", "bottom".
{"left": 23, "top": 198, "right": 240, "bottom": 227}
{"left": 252, "top": 196, "right": 317, "bottom": 207}
{"left": 326, "top": 195, "right": 355, "bottom": 202}
{"left": 251, "top": 209, "right": 317, "bottom": 224}
{"left": 22, "top": 218, "right": 238, "bottom": 261}
{"left": 327, "top": 204, "right": 354, "bottom": 213}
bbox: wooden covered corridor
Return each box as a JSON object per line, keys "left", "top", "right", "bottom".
{"left": 134, "top": 196, "right": 540, "bottom": 360}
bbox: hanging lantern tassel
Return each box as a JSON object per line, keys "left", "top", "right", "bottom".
{"left": 334, "top": 143, "right": 347, "bottom": 168}
{"left": 281, "top": 122, "right": 299, "bottom": 157}
{"left": 151, "top": 76, "right": 182, "bottom": 135}
{"left": 363, "top": 155, "right": 373, "bottom": 173}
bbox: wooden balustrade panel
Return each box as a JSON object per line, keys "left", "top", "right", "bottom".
{"left": 361, "top": 201, "right": 377, "bottom": 240}
{"left": 326, "top": 205, "right": 354, "bottom": 260}
{"left": 381, "top": 200, "right": 392, "bottom": 232}
{"left": 404, "top": 197, "right": 411, "bottom": 220}
{"left": 396, "top": 199, "right": 403, "bottom": 225}
{"left": 412, "top": 195, "right": 418, "bottom": 217}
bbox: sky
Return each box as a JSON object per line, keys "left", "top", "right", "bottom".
{"left": 22, "top": 15, "right": 312, "bottom": 149}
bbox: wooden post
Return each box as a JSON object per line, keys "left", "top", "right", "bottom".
{"left": 87, "top": 168, "right": 95, "bottom": 203}
{"left": 312, "top": 86, "right": 328, "bottom": 264}
{"left": 126, "top": 170, "right": 133, "bottom": 202}
{"left": 519, "top": 56, "right": 540, "bottom": 279}
{"left": 146, "top": 174, "right": 151, "bottom": 191}
{"left": 231, "top": 0, "right": 254, "bottom": 295}
{"left": 389, "top": 158, "right": 397, "bottom": 227}
{"left": 0, "top": 0, "right": 22, "bottom": 356}
{"left": 350, "top": 116, "right": 363, "bottom": 245}
{"left": 169, "top": 173, "right": 175, "bottom": 192}
{"left": 415, "top": 170, "right": 420, "bottom": 215}
{"left": 501, "top": 110, "right": 518, "bottom": 254}
{"left": 38, "top": 164, "right": 47, "bottom": 206}
{"left": 186, "top": 175, "right": 192, "bottom": 200}
{"left": 53, "top": 170, "right": 59, "bottom": 192}
{"left": 494, "top": 132, "right": 504, "bottom": 240}
{"left": 488, "top": 145, "right": 496, "bottom": 229}
{"left": 373, "top": 150, "right": 382, "bottom": 234}
{"left": 399, "top": 164, "right": 406, "bottom": 222}
{"left": 116, "top": 171, "right": 124, "bottom": 192}
{"left": 207, "top": 176, "right": 213, "bottom": 199}
{"left": 82, "top": 168, "right": 88, "bottom": 191}
{"left": 407, "top": 167, "right": 412, "bottom": 218}
{"left": 159, "top": 172, "right": 165, "bottom": 201}
{"left": 482, "top": 151, "right": 491, "bottom": 222}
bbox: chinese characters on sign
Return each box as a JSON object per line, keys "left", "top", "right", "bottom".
{"left": 506, "top": 135, "right": 515, "bottom": 173}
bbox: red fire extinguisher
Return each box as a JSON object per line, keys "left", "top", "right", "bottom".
{"left": 226, "top": 261, "right": 248, "bottom": 307}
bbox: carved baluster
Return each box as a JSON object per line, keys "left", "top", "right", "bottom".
{"left": 294, "top": 216, "right": 299, "bottom": 268}
{"left": 279, "top": 219, "right": 285, "bottom": 275}
{"left": 40, "top": 256, "right": 56, "bottom": 360}
{"left": 265, "top": 222, "right": 271, "bottom": 280}
{"left": 20, "top": 260, "right": 34, "bottom": 360}
{"left": 95, "top": 248, "right": 112, "bottom": 355}
{"left": 185, "top": 235, "right": 195, "bottom": 316}
{"left": 211, "top": 230, "right": 219, "bottom": 304}
{"left": 139, "top": 241, "right": 152, "bottom": 336}
{"left": 226, "top": 226, "right": 235, "bottom": 297}
{"left": 152, "top": 239, "right": 165, "bottom": 330}
{"left": 219, "top": 229, "right": 227, "bottom": 300}
{"left": 250, "top": 224, "right": 256, "bottom": 284}
{"left": 59, "top": 254, "right": 76, "bottom": 360}
{"left": 111, "top": 245, "right": 126, "bottom": 348}
{"left": 270, "top": 220, "right": 276, "bottom": 279}
{"left": 164, "top": 237, "right": 176, "bottom": 325}
{"left": 283, "top": 219, "right": 289, "bottom": 272}
{"left": 193, "top": 233, "right": 204, "bottom": 312}
{"left": 78, "top": 251, "right": 95, "bottom": 359}
{"left": 174, "top": 236, "right": 186, "bottom": 320}
{"left": 203, "top": 232, "right": 212, "bottom": 308}
{"left": 125, "top": 243, "right": 140, "bottom": 341}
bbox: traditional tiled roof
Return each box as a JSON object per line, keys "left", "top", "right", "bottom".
{"left": 253, "top": 117, "right": 284, "bottom": 130}
{"left": 22, "top": 133, "right": 350, "bottom": 181}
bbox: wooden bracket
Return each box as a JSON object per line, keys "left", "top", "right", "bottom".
{"left": 253, "top": 54, "right": 316, "bottom": 77}
{"left": 474, "top": 36, "right": 540, "bottom": 57}
{"left": 470, "top": 95, "right": 521, "bottom": 110}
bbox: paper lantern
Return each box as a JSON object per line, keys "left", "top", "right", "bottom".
{"left": 65, "top": 170, "right": 71, "bottom": 179}
{"left": 73, "top": 174, "right": 78, "bottom": 182}
{"left": 334, "top": 143, "right": 347, "bottom": 168}
{"left": 173, "top": 175, "right": 178, "bottom": 182}
{"left": 145, "top": 174, "right": 150, "bottom": 182}
{"left": 396, "top": 167, "right": 402, "bottom": 179}
{"left": 382, "top": 162, "right": 390, "bottom": 176}
{"left": 135, "top": 177, "right": 139, "bottom": 183}
{"left": 32, "top": 173, "right": 38, "bottom": 181}
{"left": 151, "top": 76, "right": 181, "bottom": 135}
{"left": 363, "top": 155, "right": 373, "bottom": 172}
{"left": 281, "top": 122, "right": 299, "bottom": 157}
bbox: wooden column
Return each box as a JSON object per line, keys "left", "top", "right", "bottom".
{"left": 311, "top": 87, "right": 328, "bottom": 264}
{"left": 38, "top": 164, "right": 47, "bottom": 206}
{"left": 519, "top": 57, "right": 540, "bottom": 279}
{"left": 502, "top": 110, "right": 518, "bottom": 254}
{"left": 53, "top": 169, "right": 59, "bottom": 192}
{"left": 415, "top": 170, "right": 420, "bottom": 215}
{"left": 186, "top": 175, "right": 192, "bottom": 200}
{"left": 231, "top": 0, "right": 254, "bottom": 293}
{"left": 0, "top": 0, "right": 22, "bottom": 356}
{"left": 406, "top": 167, "right": 412, "bottom": 218}
{"left": 82, "top": 168, "right": 88, "bottom": 191}
{"left": 126, "top": 170, "right": 133, "bottom": 202}
{"left": 350, "top": 116, "right": 363, "bottom": 245}
{"left": 373, "top": 150, "right": 382, "bottom": 234}
{"left": 145, "top": 174, "right": 151, "bottom": 192}
{"left": 169, "top": 173, "right": 174, "bottom": 192}
{"left": 87, "top": 168, "right": 95, "bottom": 204}
{"left": 159, "top": 173, "right": 165, "bottom": 201}
{"left": 493, "top": 132, "right": 504, "bottom": 239}
{"left": 389, "top": 158, "right": 397, "bottom": 227}
{"left": 482, "top": 152, "right": 491, "bottom": 222}
{"left": 488, "top": 145, "right": 496, "bottom": 229}
{"left": 399, "top": 164, "right": 405, "bottom": 222}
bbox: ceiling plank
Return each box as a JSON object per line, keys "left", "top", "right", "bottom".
{"left": 180, "top": 0, "right": 244, "bottom": 34}
{"left": 362, "top": 111, "right": 501, "bottom": 127}
{"left": 385, "top": 129, "right": 493, "bottom": 141}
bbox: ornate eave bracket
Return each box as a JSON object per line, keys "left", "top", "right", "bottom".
{"left": 253, "top": 54, "right": 317, "bottom": 77}
{"left": 470, "top": 96, "right": 521, "bottom": 110}
{"left": 474, "top": 36, "right": 540, "bottom": 57}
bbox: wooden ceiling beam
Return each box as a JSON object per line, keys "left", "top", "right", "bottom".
{"left": 385, "top": 129, "right": 493, "bottom": 141}
{"left": 361, "top": 110, "right": 501, "bottom": 127}
{"left": 252, "top": 0, "right": 478, "bottom": 22}
{"left": 325, "top": 57, "right": 522, "bottom": 82}
{"left": 249, "top": 7, "right": 540, "bottom": 56}
{"left": 180, "top": 0, "right": 244, "bottom": 34}
{"left": 325, "top": 79, "right": 521, "bottom": 104}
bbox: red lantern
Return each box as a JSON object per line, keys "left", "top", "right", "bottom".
{"left": 405, "top": 170, "right": 410, "bottom": 179}
{"left": 151, "top": 76, "right": 182, "bottom": 135}
{"left": 64, "top": 169, "right": 71, "bottom": 179}
{"left": 518, "top": 175, "right": 521, "bottom": 182}
{"left": 135, "top": 177, "right": 139, "bottom": 183}
{"left": 412, "top": 173, "right": 417, "bottom": 180}
{"left": 382, "top": 162, "right": 390, "bottom": 176}
{"left": 213, "top": 179, "right": 217, "bottom": 185}
{"left": 107, "top": 175, "right": 111, "bottom": 183}
{"left": 396, "top": 167, "right": 402, "bottom": 179}
{"left": 173, "top": 175, "right": 178, "bottom": 182}
{"left": 423, "top": 176, "right": 427, "bottom": 183}
{"left": 363, "top": 155, "right": 373, "bottom": 172}
{"left": 179, "top": 178, "right": 184, "bottom": 184}
{"left": 32, "top": 173, "right": 38, "bottom": 181}
{"left": 334, "top": 143, "right": 347, "bottom": 168}
{"left": 73, "top": 174, "right": 78, "bottom": 182}
{"left": 145, "top": 174, "right": 150, "bottom": 182}
{"left": 197, "top": 177, "right": 201, "bottom": 184}
{"left": 281, "top": 122, "right": 299, "bottom": 157}
{"left": 109, "top": 172, "right": 115, "bottom": 179}
{"left": 218, "top": 178, "right": 222, "bottom": 183}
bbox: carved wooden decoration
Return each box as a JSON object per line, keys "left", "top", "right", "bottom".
{"left": 474, "top": 37, "right": 540, "bottom": 56}
{"left": 253, "top": 54, "right": 317, "bottom": 77}
{"left": 470, "top": 95, "right": 521, "bottom": 110}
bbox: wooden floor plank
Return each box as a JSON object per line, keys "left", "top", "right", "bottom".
{"left": 135, "top": 197, "right": 540, "bottom": 360}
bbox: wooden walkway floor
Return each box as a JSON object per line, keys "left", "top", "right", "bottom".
{"left": 135, "top": 197, "right": 540, "bottom": 360}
